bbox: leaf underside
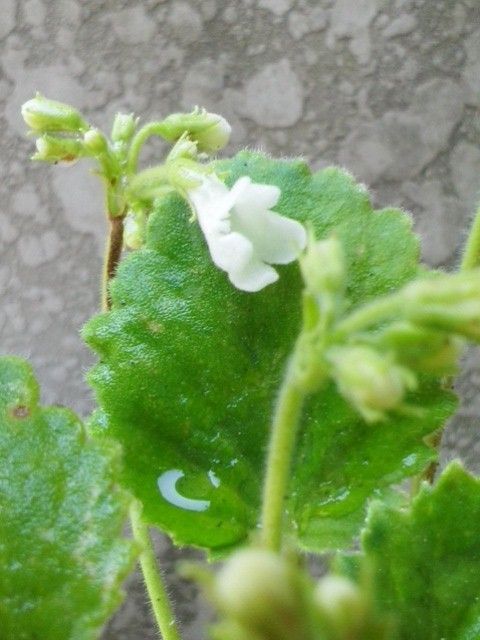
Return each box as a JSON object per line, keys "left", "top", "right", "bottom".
{"left": 83, "top": 151, "right": 456, "bottom": 552}
{"left": 357, "top": 462, "right": 480, "bottom": 640}
{"left": 0, "top": 357, "right": 135, "bottom": 640}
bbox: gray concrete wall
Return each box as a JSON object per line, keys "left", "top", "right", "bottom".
{"left": 1, "top": 1, "right": 480, "bottom": 638}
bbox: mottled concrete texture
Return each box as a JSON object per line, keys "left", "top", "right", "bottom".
{"left": 1, "top": 0, "right": 480, "bottom": 638}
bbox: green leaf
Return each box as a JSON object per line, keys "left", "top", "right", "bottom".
{"left": 357, "top": 462, "right": 480, "bottom": 640}
{"left": 0, "top": 357, "right": 135, "bottom": 640}
{"left": 289, "top": 378, "right": 455, "bottom": 550}
{"left": 83, "top": 151, "right": 455, "bottom": 552}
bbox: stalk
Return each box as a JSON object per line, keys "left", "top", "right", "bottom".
{"left": 130, "top": 502, "right": 182, "bottom": 640}
{"left": 101, "top": 214, "right": 125, "bottom": 311}
{"left": 260, "top": 355, "right": 306, "bottom": 552}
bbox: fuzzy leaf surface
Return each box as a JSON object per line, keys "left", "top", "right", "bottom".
{"left": 0, "top": 357, "right": 135, "bottom": 640}
{"left": 359, "top": 462, "right": 480, "bottom": 640}
{"left": 83, "top": 151, "right": 455, "bottom": 552}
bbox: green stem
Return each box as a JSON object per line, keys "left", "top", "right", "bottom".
{"left": 332, "top": 294, "right": 402, "bottom": 341}
{"left": 101, "top": 213, "right": 125, "bottom": 311}
{"left": 130, "top": 501, "right": 182, "bottom": 640}
{"left": 461, "top": 204, "right": 480, "bottom": 271}
{"left": 260, "top": 355, "right": 306, "bottom": 552}
{"left": 127, "top": 122, "right": 168, "bottom": 175}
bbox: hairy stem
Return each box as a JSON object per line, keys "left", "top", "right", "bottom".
{"left": 127, "top": 122, "right": 168, "bottom": 175}
{"left": 461, "top": 204, "right": 480, "bottom": 271}
{"left": 260, "top": 355, "right": 306, "bottom": 552}
{"left": 130, "top": 501, "right": 182, "bottom": 640}
{"left": 332, "top": 294, "right": 402, "bottom": 340}
{"left": 101, "top": 214, "right": 125, "bottom": 311}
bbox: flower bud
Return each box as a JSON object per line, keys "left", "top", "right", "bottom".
{"left": 403, "top": 271, "right": 480, "bottom": 342}
{"left": 123, "top": 211, "right": 146, "bottom": 250}
{"left": 159, "top": 107, "right": 231, "bottom": 153}
{"left": 22, "top": 94, "right": 88, "bottom": 133}
{"left": 111, "top": 112, "right": 136, "bottom": 143}
{"left": 300, "top": 236, "right": 345, "bottom": 296}
{"left": 33, "top": 135, "right": 85, "bottom": 164}
{"left": 83, "top": 128, "right": 109, "bottom": 154}
{"left": 327, "top": 346, "right": 417, "bottom": 422}
{"left": 167, "top": 136, "right": 199, "bottom": 162}
{"left": 314, "top": 576, "right": 366, "bottom": 634}
{"left": 214, "top": 549, "right": 310, "bottom": 640}
{"left": 373, "top": 321, "right": 462, "bottom": 375}
{"left": 195, "top": 114, "right": 231, "bottom": 153}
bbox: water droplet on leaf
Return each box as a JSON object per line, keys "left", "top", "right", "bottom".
{"left": 157, "top": 468, "right": 220, "bottom": 512}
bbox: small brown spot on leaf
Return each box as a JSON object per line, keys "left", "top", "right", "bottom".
{"left": 11, "top": 405, "right": 30, "bottom": 419}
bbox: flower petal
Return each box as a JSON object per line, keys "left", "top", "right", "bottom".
{"left": 188, "top": 174, "right": 234, "bottom": 224}
{"left": 206, "top": 230, "right": 250, "bottom": 273}
{"left": 231, "top": 204, "right": 307, "bottom": 264}
{"left": 231, "top": 176, "right": 281, "bottom": 212}
{"left": 229, "top": 258, "right": 279, "bottom": 292}
{"left": 226, "top": 239, "right": 279, "bottom": 291}
{"left": 200, "top": 228, "right": 278, "bottom": 292}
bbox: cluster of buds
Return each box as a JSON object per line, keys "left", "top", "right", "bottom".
{"left": 209, "top": 548, "right": 391, "bottom": 640}
{"left": 21, "top": 95, "right": 124, "bottom": 179}
{"left": 331, "top": 270, "right": 480, "bottom": 422}
{"left": 22, "top": 94, "right": 233, "bottom": 250}
{"left": 22, "top": 96, "right": 231, "bottom": 164}
{"left": 297, "top": 235, "right": 415, "bottom": 422}
{"left": 22, "top": 94, "right": 90, "bottom": 164}
{"left": 297, "top": 236, "right": 480, "bottom": 422}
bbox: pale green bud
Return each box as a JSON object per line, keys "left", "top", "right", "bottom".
{"left": 214, "top": 549, "right": 310, "bottom": 640}
{"left": 111, "top": 112, "right": 137, "bottom": 142}
{"left": 22, "top": 94, "right": 88, "bottom": 133}
{"left": 167, "top": 135, "right": 199, "bottom": 162}
{"left": 83, "top": 128, "right": 109, "bottom": 154}
{"left": 373, "top": 321, "right": 462, "bottom": 375}
{"left": 403, "top": 271, "right": 480, "bottom": 341}
{"left": 314, "top": 575, "right": 392, "bottom": 639}
{"left": 195, "top": 114, "right": 231, "bottom": 153}
{"left": 314, "top": 576, "right": 366, "bottom": 634}
{"left": 160, "top": 107, "right": 231, "bottom": 153}
{"left": 123, "top": 211, "right": 146, "bottom": 250}
{"left": 327, "top": 346, "right": 417, "bottom": 422}
{"left": 300, "top": 236, "right": 345, "bottom": 296}
{"left": 33, "top": 135, "right": 85, "bottom": 164}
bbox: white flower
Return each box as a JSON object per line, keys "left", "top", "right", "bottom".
{"left": 187, "top": 174, "right": 307, "bottom": 292}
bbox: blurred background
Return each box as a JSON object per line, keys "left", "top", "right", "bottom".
{"left": 1, "top": 0, "right": 480, "bottom": 637}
